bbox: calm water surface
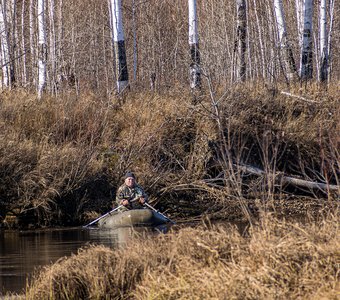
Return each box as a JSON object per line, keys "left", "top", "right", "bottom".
{"left": 0, "top": 225, "right": 167, "bottom": 296}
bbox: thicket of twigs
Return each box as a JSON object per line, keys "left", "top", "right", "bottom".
{"left": 3, "top": 0, "right": 340, "bottom": 94}
{"left": 0, "top": 82, "right": 339, "bottom": 227}
{"left": 24, "top": 213, "right": 340, "bottom": 299}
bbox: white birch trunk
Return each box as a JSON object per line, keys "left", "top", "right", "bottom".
{"left": 253, "top": 0, "right": 265, "bottom": 79}
{"left": 30, "top": 0, "right": 36, "bottom": 86}
{"left": 21, "top": 0, "right": 27, "bottom": 86}
{"left": 235, "top": 0, "right": 247, "bottom": 81}
{"left": 327, "top": 0, "right": 335, "bottom": 82}
{"left": 295, "top": 0, "right": 304, "bottom": 48}
{"left": 300, "top": 0, "right": 313, "bottom": 80}
{"left": 10, "top": 0, "right": 16, "bottom": 86}
{"left": 274, "top": 0, "right": 297, "bottom": 81}
{"left": 318, "top": 0, "right": 327, "bottom": 82}
{"left": 49, "top": 0, "right": 57, "bottom": 93}
{"left": 0, "top": 0, "right": 10, "bottom": 88}
{"left": 246, "top": 0, "right": 253, "bottom": 80}
{"left": 56, "top": 0, "right": 64, "bottom": 90}
{"left": 188, "top": 0, "right": 201, "bottom": 90}
{"left": 37, "top": 0, "right": 47, "bottom": 98}
{"left": 110, "top": 0, "right": 129, "bottom": 93}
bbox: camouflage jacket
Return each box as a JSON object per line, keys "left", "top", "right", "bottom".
{"left": 115, "top": 183, "right": 148, "bottom": 209}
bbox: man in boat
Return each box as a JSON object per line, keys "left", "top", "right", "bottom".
{"left": 115, "top": 172, "right": 148, "bottom": 210}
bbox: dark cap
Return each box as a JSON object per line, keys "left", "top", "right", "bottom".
{"left": 125, "top": 172, "right": 135, "bottom": 179}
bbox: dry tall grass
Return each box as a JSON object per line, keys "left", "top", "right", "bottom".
{"left": 0, "top": 83, "right": 339, "bottom": 227}
{"left": 24, "top": 213, "right": 340, "bottom": 299}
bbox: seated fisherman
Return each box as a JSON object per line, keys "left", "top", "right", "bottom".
{"left": 115, "top": 172, "right": 148, "bottom": 210}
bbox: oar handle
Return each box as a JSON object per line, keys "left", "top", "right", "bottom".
{"left": 144, "top": 202, "right": 175, "bottom": 224}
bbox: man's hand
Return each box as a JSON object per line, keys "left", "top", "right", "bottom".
{"left": 121, "top": 199, "right": 129, "bottom": 206}
{"left": 139, "top": 197, "right": 146, "bottom": 204}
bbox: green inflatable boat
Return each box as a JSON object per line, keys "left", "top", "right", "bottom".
{"left": 98, "top": 208, "right": 169, "bottom": 228}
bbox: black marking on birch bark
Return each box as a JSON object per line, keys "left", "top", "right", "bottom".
{"left": 39, "top": 43, "right": 48, "bottom": 63}
{"left": 114, "top": 40, "right": 128, "bottom": 82}
{"left": 190, "top": 43, "right": 201, "bottom": 89}
{"left": 320, "top": 54, "right": 328, "bottom": 82}
{"left": 301, "top": 29, "right": 313, "bottom": 79}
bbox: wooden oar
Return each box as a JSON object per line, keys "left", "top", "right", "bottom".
{"left": 144, "top": 202, "right": 176, "bottom": 224}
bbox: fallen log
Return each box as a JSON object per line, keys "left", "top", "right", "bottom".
{"left": 280, "top": 91, "right": 320, "bottom": 104}
{"left": 237, "top": 164, "right": 339, "bottom": 193}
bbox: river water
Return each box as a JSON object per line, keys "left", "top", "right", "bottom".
{"left": 0, "top": 225, "right": 168, "bottom": 296}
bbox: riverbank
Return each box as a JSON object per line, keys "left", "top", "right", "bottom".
{"left": 0, "top": 83, "right": 339, "bottom": 229}
{"left": 20, "top": 212, "right": 339, "bottom": 299}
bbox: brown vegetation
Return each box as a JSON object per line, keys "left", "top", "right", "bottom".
{"left": 24, "top": 212, "right": 340, "bottom": 299}
{"left": 0, "top": 83, "right": 339, "bottom": 228}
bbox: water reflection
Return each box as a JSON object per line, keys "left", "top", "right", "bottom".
{"left": 0, "top": 224, "right": 170, "bottom": 295}
{"left": 88, "top": 224, "right": 170, "bottom": 248}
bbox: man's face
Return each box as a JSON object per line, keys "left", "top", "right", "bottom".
{"left": 125, "top": 177, "right": 135, "bottom": 187}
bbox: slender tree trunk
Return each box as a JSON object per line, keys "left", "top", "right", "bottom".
{"left": 327, "top": 0, "right": 335, "bottom": 83}
{"left": 0, "top": 0, "right": 13, "bottom": 89}
{"left": 318, "top": 0, "right": 327, "bottom": 82}
{"left": 0, "top": 0, "right": 10, "bottom": 88}
{"left": 110, "top": 0, "right": 129, "bottom": 94}
{"left": 21, "top": 0, "right": 27, "bottom": 86}
{"left": 37, "top": 0, "right": 47, "bottom": 98}
{"left": 253, "top": 0, "right": 265, "bottom": 79}
{"left": 300, "top": 0, "right": 313, "bottom": 80}
{"left": 274, "top": 0, "right": 298, "bottom": 81}
{"left": 188, "top": 0, "right": 201, "bottom": 90}
{"left": 30, "top": 0, "right": 36, "bottom": 87}
{"left": 49, "top": 0, "right": 57, "bottom": 94}
{"left": 295, "top": 0, "right": 304, "bottom": 47}
{"left": 56, "top": 0, "right": 63, "bottom": 92}
{"left": 246, "top": 1, "right": 253, "bottom": 80}
{"left": 235, "top": 0, "right": 247, "bottom": 81}
{"left": 9, "top": 0, "right": 16, "bottom": 86}
{"left": 266, "top": 1, "right": 278, "bottom": 81}
{"left": 132, "top": 0, "right": 137, "bottom": 82}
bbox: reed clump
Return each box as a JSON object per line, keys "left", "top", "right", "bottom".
{"left": 24, "top": 213, "right": 340, "bottom": 299}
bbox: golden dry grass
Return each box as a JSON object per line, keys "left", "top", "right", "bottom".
{"left": 0, "top": 83, "right": 339, "bottom": 227}
{"left": 24, "top": 213, "right": 340, "bottom": 299}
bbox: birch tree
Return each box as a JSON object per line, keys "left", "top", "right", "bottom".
{"left": 235, "top": 0, "right": 247, "bottom": 81}
{"left": 318, "top": 0, "right": 327, "bottom": 82}
{"left": 30, "top": 0, "right": 36, "bottom": 87}
{"left": 295, "top": 0, "right": 304, "bottom": 48}
{"left": 327, "top": 0, "right": 335, "bottom": 82}
{"left": 21, "top": 0, "right": 27, "bottom": 86}
{"left": 188, "top": 0, "right": 201, "bottom": 90}
{"left": 274, "top": 0, "right": 297, "bottom": 81}
{"left": 49, "top": 0, "right": 57, "bottom": 93}
{"left": 38, "top": 0, "right": 47, "bottom": 98}
{"left": 300, "top": 0, "right": 313, "bottom": 80}
{"left": 253, "top": 0, "right": 266, "bottom": 79}
{"left": 0, "top": 0, "right": 11, "bottom": 89}
{"left": 110, "top": 0, "right": 129, "bottom": 93}
{"left": 7, "top": 0, "right": 16, "bottom": 87}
